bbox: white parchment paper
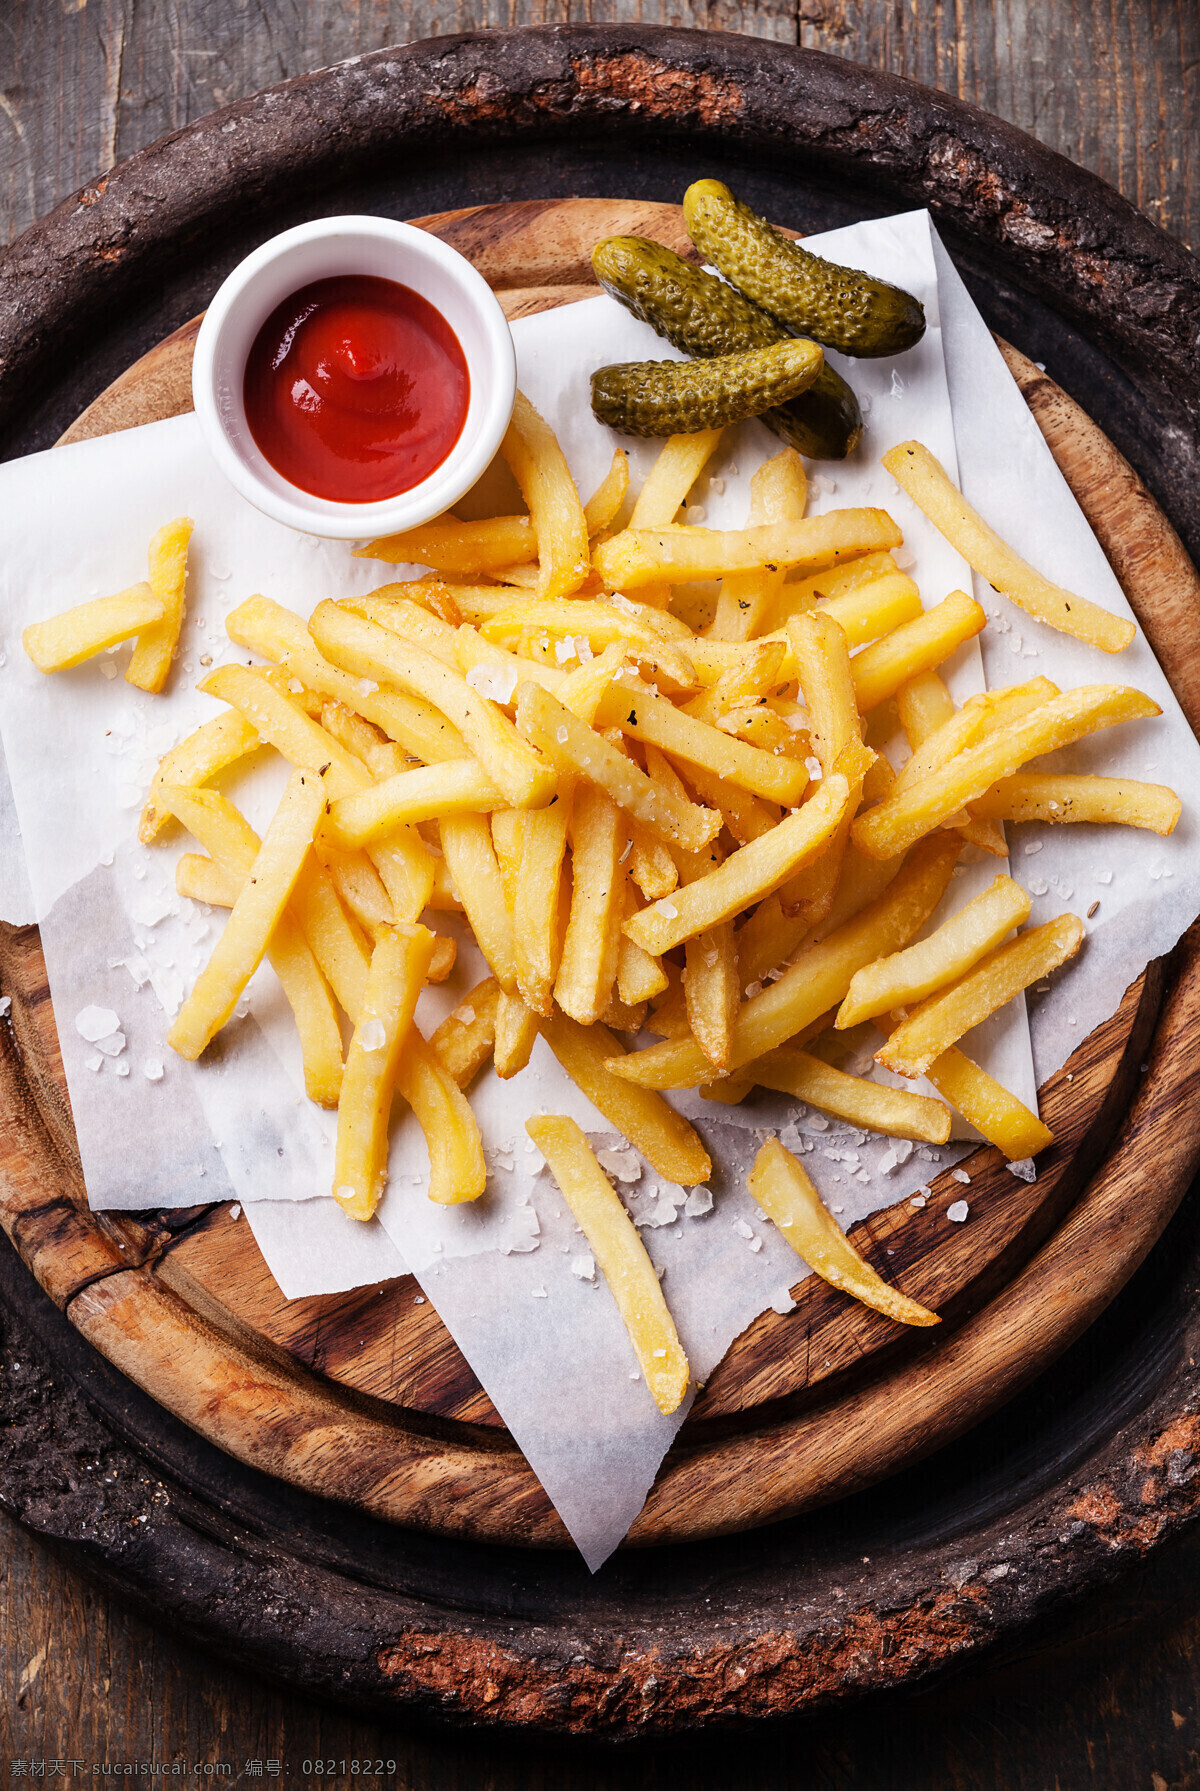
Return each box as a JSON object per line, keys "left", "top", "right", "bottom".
{"left": 2, "top": 211, "right": 1198, "bottom": 1567}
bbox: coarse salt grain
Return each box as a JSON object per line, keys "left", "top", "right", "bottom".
{"left": 85, "top": 1053, "right": 103, "bottom": 1072}
{"left": 1096, "top": 870, "right": 1113, "bottom": 884}
{"left": 75, "top": 1005, "right": 120, "bottom": 1043}
{"left": 655, "top": 899, "right": 679, "bottom": 920}
{"left": 684, "top": 1186, "right": 713, "bottom": 1216}
{"left": 1023, "top": 840, "right": 1044, "bottom": 855}
{"left": 947, "top": 1200, "right": 970, "bottom": 1223}
{"left": 143, "top": 1060, "right": 164, "bottom": 1082}
{"left": 556, "top": 725, "right": 569, "bottom": 745}
{"left": 804, "top": 755, "right": 823, "bottom": 780}
{"left": 530, "top": 1285, "right": 548, "bottom": 1299}
{"left": 455, "top": 1005, "right": 475, "bottom": 1026}
{"left": 466, "top": 662, "right": 519, "bottom": 705}
{"left": 1007, "top": 1157, "right": 1037, "bottom": 1183}
{"left": 570, "top": 1253, "right": 596, "bottom": 1282}
{"left": 951, "top": 1168, "right": 972, "bottom": 1185}
{"left": 359, "top": 1017, "right": 386, "bottom": 1052}
{"left": 732, "top": 1218, "right": 755, "bottom": 1239}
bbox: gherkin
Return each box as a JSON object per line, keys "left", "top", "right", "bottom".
{"left": 592, "top": 235, "right": 862, "bottom": 459}
{"left": 590, "top": 339, "right": 824, "bottom": 438}
{"left": 683, "top": 179, "right": 926, "bottom": 359}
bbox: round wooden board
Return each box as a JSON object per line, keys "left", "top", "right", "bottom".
{"left": 1, "top": 192, "right": 1198, "bottom": 1551}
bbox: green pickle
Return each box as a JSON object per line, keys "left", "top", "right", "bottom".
{"left": 591, "top": 339, "right": 824, "bottom": 438}
{"left": 591, "top": 235, "right": 863, "bottom": 459}
{"left": 682, "top": 179, "right": 926, "bottom": 359}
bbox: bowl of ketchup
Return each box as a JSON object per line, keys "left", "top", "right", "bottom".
{"left": 191, "top": 216, "right": 516, "bottom": 538}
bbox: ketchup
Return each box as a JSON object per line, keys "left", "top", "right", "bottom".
{"left": 243, "top": 274, "right": 470, "bottom": 503}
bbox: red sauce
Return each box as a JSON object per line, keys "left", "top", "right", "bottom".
{"left": 243, "top": 274, "right": 470, "bottom": 504}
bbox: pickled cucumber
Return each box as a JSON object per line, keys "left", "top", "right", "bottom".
{"left": 592, "top": 235, "right": 862, "bottom": 459}
{"left": 591, "top": 339, "right": 824, "bottom": 438}
{"left": 683, "top": 179, "right": 926, "bottom": 359}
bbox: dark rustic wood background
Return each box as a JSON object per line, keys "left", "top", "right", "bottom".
{"left": 2, "top": 0, "right": 1200, "bottom": 1783}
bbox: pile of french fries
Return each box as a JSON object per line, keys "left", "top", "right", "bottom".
{"left": 24, "top": 393, "right": 1182, "bottom": 1415}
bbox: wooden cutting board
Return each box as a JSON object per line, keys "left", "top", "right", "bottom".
{"left": 3, "top": 197, "right": 1199, "bottom": 1550}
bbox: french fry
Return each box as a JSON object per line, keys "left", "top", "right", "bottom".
{"left": 744, "top": 1046, "right": 952, "bottom": 1143}
{"left": 683, "top": 641, "right": 788, "bottom": 723}
{"left": 631, "top": 430, "right": 724, "bottom": 528}
{"left": 891, "top": 676, "right": 1059, "bottom": 802}
{"left": 592, "top": 675, "right": 809, "bottom": 806}
{"left": 355, "top": 514, "right": 536, "bottom": 573}
{"left": 787, "top": 610, "right": 858, "bottom": 772}
{"left": 853, "top": 686, "right": 1161, "bottom": 859}
{"left": 341, "top": 593, "right": 461, "bottom": 665}
{"left": 837, "top": 872, "right": 1033, "bottom": 1029}
{"left": 879, "top": 911, "right": 1085, "bottom": 1079}
{"left": 676, "top": 760, "right": 781, "bottom": 845}
{"left": 922, "top": 1043, "right": 1054, "bottom": 1160}
{"left": 321, "top": 846, "right": 394, "bottom": 934}
{"left": 494, "top": 990, "right": 540, "bottom": 1078}
{"left": 895, "top": 671, "right": 1007, "bottom": 856}
{"left": 848, "top": 590, "right": 986, "bottom": 712}
{"left": 500, "top": 391, "right": 590, "bottom": 601}
{"left": 396, "top": 1031, "right": 487, "bottom": 1205}
{"left": 556, "top": 642, "right": 627, "bottom": 724}
{"left": 686, "top": 921, "right": 740, "bottom": 1071}
{"left": 308, "top": 602, "right": 557, "bottom": 810}
{"left": 481, "top": 600, "right": 697, "bottom": 692}
{"left": 23, "top": 583, "right": 163, "bottom": 673}
{"left": 515, "top": 681, "right": 720, "bottom": 853}
{"left": 320, "top": 702, "right": 408, "bottom": 781}
{"left": 126, "top": 516, "right": 194, "bottom": 693}
{"left": 166, "top": 768, "right": 327, "bottom": 1061}
{"left": 139, "top": 709, "right": 261, "bottom": 843}
{"left": 883, "top": 440, "right": 1136, "bottom": 653}
{"left": 333, "top": 924, "right": 434, "bottom": 1219}
{"left": 593, "top": 508, "right": 902, "bottom": 590}
{"left": 325, "top": 760, "right": 504, "bottom": 848}
{"left": 439, "top": 813, "right": 517, "bottom": 993}
{"left": 538, "top": 1009, "right": 711, "bottom": 1185}
{"left": 454, "top": 626, "right": 567, "bottom": 701}
{"left": 748, "top": 1139, "right": 940, "bottom": 1327}
{"left": 514, "top": 784, "right": 573, "bottom": 1014}
{"left": 225, "top": 595, "right": 471, "bottom": 764}
{"left": 291, "top": 858, "right": 373, "bottom": 1023}
{"left": 617, "top": 896, "right": 669, "bottom": 1006}
{"left": 160, "top": 790, "right": 344, "bottom": 1105}
{"left": 606, "top": 832, "right": 960, "bottom": 1088}
{"left": 555, "top": 785, "right": 624, "bottom": 1025}
{"left": 623, "top": 774, "right": 849, "bottom": 955}
{"left": 427, "top": 934, "right": 457, "bottom": 984}
{"left": 971, "top": 773, "right": 1182, "bottom": 836}
{"left": 527, "top": 1115, "right": 690, "bottom": 1414}
{"left": 782, "top": 550, "right": 901, "bottom": 606}
{"left": 584, "top": 448, "right": 630, "bottom": 534}
{"left": 707, "top": 446, "right": 807, "bottom": 641}
{"left": 362, "top": 577, "right": 465, "bottom": 623}
{"left": 815, "top": 572, "right": 924, "bottom": 648}
{"left": 735, "top": 840, "right": 906, "bottom": 990}
{"left": 430, "top": 978, "right": 501, "bottom": 1088}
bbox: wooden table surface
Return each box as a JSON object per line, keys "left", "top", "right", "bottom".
{"left": 2, "top": 1, "right": 1200, "bottom": 1783}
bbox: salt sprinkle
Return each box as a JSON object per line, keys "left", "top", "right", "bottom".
{"left": 0, "top": 996, "right": 9, "bottom": 1019}
{"left": 85, "top": 1053, "right": 103, "bottom": 1073}
{"left": 951, "top": 1168, "right": 972, "bottom": 1185}
{"left": 454, "top": 1005, "right": 476, "bottom": 1027}
{"left": 335, "top": 1185, "right": 357, "bottom": 1204}
{"left": 466, "top": 662, "right": 519, "bottom": 705}
{"left": 1023, "top": 840, "right": 1044, "bottom": 856}
{"left": 1027, "top": 876, "right": 1049, "bottom": 896}
{"left": 114, "top": 1062, "right": 130, "bottom": 1078}
{"left": 910, "top": 1194, "right": 928, "bottom": 1209}
{"left": 95, "top": 1031, "right": 127, "bottom": 1058}
{"left": 530, "top": 1285, "right": 548, "bottom": 1299}
{"left": 359, "top": 1017, "right": 387, "bottom": 1052}
{"left": 1006, "top": 1157, "right": 1037, "bottom": 1183}
{"left": 1096, "top": 869, "right": 1113, "bottom": 884}
{"left": 597, "top": 1147, "right": 641, "bottom": 1183}
{"left": 143, "top": 1060, "right": 164, "bottom": 1082}
{"left": 804, "top": 755, "right": 823, "bottom": 780}
{"left": 947, "top": 1200, "right": 970, "bottom": 1223}
{"left": 555, "top": 725, "right": 569, "bottom": 745}
{"left": 771, "top": 1291, "right": 797, "bottom": 1315}
{"left": 655, "top": 899, "right": 679, "bottom": 920}
{"left": 75, "top": 1005, "right": 121, "bottom": 1043}
{"left": 357, "top": 678, "right": 379, "bottom": 696}
{"left": 684, "top": 1186, "right": 714, "bottom": 1217}
{"left": 748, "top": 1236, "right": 763, "bottom": 1252}
{"left": 732, "top": 1218, "right": 755, "bottom": 1240}
{"left": 570, "top": 1253, "right": 596, "bottom": 1282}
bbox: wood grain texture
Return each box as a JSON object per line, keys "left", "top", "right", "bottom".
{"left": 1, "top": 195, "right": 1189, "bottom": 1551}
{"left": 0, "top": 0, "right": 1195, "bottom": 256}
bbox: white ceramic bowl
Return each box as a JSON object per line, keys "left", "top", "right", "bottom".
{"left": 191, "top": 215, "right": 516, "bottom": 539}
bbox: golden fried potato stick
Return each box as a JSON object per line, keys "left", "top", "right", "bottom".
{"left": 624, "top": 774, "right": 849, "bottom": 956}
{"left": 838, "top": 872, "right": 1033, "bottom": 1029}
{"left": 527, "top": 1115, "right": 690, "bottom": 1414}
{"left": 606, "top": 832, "right": 960, "bottom": 1089}
{"left": 396, "top": 1033, "right": 488, "bottom": 1204}
{"left": 879, "top": 911, "right": 1085, "bottom": 1079}
{"left": 921, "top": 1043, "right": 1054, "bottom": 1161}
{"left": 454, "top": 625, "right": 567, "bottom": 701}
{"left": 593, "top": 508, "right": 902, "bottom": 590}
{"left": 592, "top": 675, "right": 809, "bottom": 806}
{"left": 538, "top": 1009, "right": 711, "bottom": 1185}
{"left": 321, "top": 845, "right": 394, "bottom": 934}
{"left": 683, "top": 641, "right": 788, "bottom": 724}
{"left": 429, "top": 978, "right": 501, "bottom": 1089}
{"left": 617, "top": 889, "right": 668, "bottom": 1006}
{"left": 515, "top": 681, "right": 720, "bottom": 853}
{"left": 749, "top": 1139, "right": 940, "bottom": 1327}
{"left": 895, "top": 670, "right": 1006, "bottom": 856}
{"left": 161, "top": 790, "right": 344, "bottom": 1105}
{"left": 500, "top": 390, "right": 590, "bottom": 601}
{"left": 355, "top": 513, "right": 536, "bottom": 573}
{"left": 555, "top": 784, "right": 625, "bottom": 1026}
{"left": 439, "top": 813, "right": 517, "bottom": 993}
{"left": 742, "top": 1045, "right": 952, "bottom": 1142}
{"left": 853, "top": 685, "right": 1161, "bottom": 859}
{"left": 583, "top": 448, "right": 630, "bottom": 534}
{"left": 333, "top": 923, "right": 434, "bottom": 1219}
{"left": 707, "top": 446, "right": 807, "bottom": 642}
{"left": 971, "top": 773, "right": 1182, "bottom": 836}
{"left": 883, "top": 440, "right": 1136, "bottom": 653}
{"left": 341, "top": 593, "right": 461, "bottom": 664}
{"left": 126, "top": 516, "right": 194, "bottom": 693}
{"left": 139, "top": 709, "right": 261, "bottom": 843}
{"left": 481, "top": 600, "right": 697, "bottom": 693}
{"left": 676, "top": 760, "right": 781, "bottom": 845}
{"left": 308, "top": 601, "right": 556, "bottom": 810}
{"left": 631, "top": 430, "right": 725, "bottom": 527}
{"left": 23, "top": 583, "right": 163, "bottom": 673}
{"left": 735, "top": 838, "right": 906, "bottom": 992}
{"left": 167, "top": 768, "right": 327, "bottom": 1062}
{"left": 494, "top": 990, "right": 540, "bottom": 1079}
{"left": 781, "top": 549, "right": 901, "bottom": 606}
{"left": 325, "top": 760, "right": 504, "bottom": 848}
{"left": 555, "top": 642, "right": 627, "bottom": 724}
{"left": 787, "top": 610, "right": 858, "bottom": 772}
{"left": 685, "top": 920, "right": 740, "bottom": 1072}
{"left": 513, "top": 783, "right": 573, "bottom": 1015}
{"left": 226, "top": 595, "right": 470, "bottom": 764}
{"left": 815, "top": 572, "right": 924, "bottom": 648}
{"left": 848, "top": 590, "right": 986, "bottom": 713}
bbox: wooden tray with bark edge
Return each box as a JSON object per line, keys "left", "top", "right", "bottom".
{"left": 1, "top": 196, "right": 1197, "bottom": 1549}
